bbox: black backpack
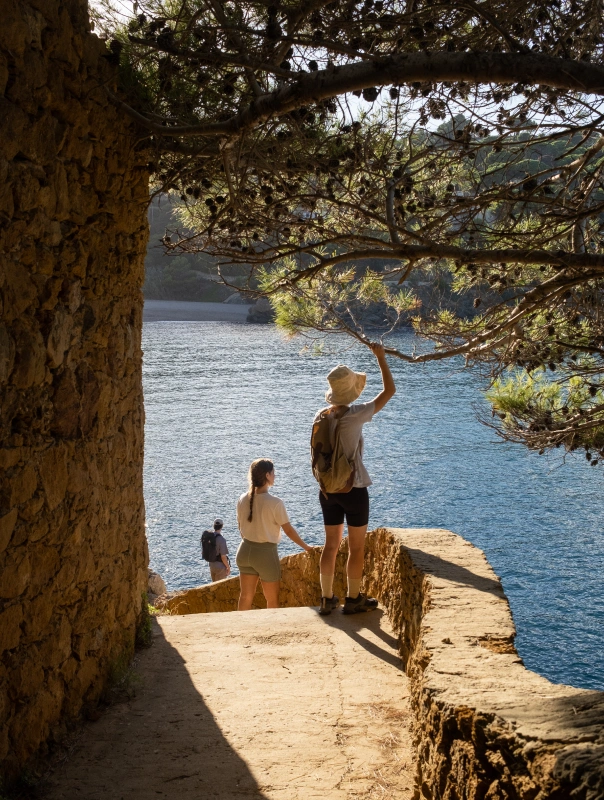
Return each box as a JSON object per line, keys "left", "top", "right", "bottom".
{"left": 201, "top": 530, "right": 221, "bottom": 562}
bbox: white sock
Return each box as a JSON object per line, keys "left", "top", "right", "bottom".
{"left": 347, "top": 577, "right": 362, "bottom": 599}
{"left": 320, "top": 574, "right": 334, "bottom": 599}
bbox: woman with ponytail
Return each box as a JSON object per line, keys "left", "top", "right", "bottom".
{"left": 236, "top": 458, "right": 312, "bottom": 610}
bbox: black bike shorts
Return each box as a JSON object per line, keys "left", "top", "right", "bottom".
{"left": 319, "top": 486, "right": 370, "bottom": 527}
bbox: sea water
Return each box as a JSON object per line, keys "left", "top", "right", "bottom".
{"left": 143, "top": 322, "right": 604, "bottom": 690}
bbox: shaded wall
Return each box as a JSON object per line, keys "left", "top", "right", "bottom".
{"left": 0, "top": 0, "right": 149, "bottom": 779}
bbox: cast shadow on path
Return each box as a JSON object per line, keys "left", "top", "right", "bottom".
{"left": 45, "top": 620, "right": 268, "bottom": 800}
{"left": 405, "top": 547, "right": 506, "bottom": 597}
{"left": 318, "top": 608, "right": 403, "bottom": 670}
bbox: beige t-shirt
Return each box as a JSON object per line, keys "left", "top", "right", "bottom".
{"left": 237, "top": 491, "right": 290, "bottom": 543}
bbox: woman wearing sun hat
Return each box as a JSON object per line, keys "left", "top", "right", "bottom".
{"left": 316, "top": 343, "right": 396, "bottom": 616}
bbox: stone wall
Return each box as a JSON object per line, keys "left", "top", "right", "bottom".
{"left": 158, "top": 528, "right": 604, "bottom": 799}
{"left": 364, "top": 528, "right": 604, "bottom": 800}
{"left": 0, "top": 0, "right": 149, "bottom": 781}
{"left": 157, "top": 544, "right": 349, "bottom": 614}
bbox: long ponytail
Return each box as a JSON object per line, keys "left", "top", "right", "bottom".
{"left": 247, "top": 458, "right": 274, "bottom": 522}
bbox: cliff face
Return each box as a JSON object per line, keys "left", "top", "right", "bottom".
{"left": 0, "top": 0, "right": 149, "bottom": 779}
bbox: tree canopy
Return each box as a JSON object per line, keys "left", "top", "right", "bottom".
{"left": 96, "top": 0, "right": 604, "bottom": 464}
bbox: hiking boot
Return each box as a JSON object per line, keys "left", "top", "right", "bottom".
{"left": 319, "top": 595, "right": 340, "bottom": 616}
{"left": 342, "top": 593, "right": 378, "bottom": 614}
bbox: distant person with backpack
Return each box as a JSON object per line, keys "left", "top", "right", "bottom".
{"left": 312, "top": 343, "right": 396, "bottom": 616}
{"left": 201, "top": 519, "right": 231, "bottom": 582}
{"left": 236, "top": 458, "right": 313, "bottom": 610}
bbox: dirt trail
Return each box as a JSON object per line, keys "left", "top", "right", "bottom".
{"left": 45, "top": 607, "right": 414, "bottom": 799}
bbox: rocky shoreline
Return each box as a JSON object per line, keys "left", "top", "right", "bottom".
{"left": 147, "top": 569, "right": 166, "bottom": 605}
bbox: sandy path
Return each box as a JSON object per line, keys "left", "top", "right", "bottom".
{"left": 143, "top": 299, "right": 250, "bottom": 322}
{"left": 45, "top": 607, "right": 413, "bottom": 799}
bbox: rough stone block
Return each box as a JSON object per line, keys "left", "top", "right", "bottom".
{"left": 10, "top": 325, "right": 46, "bottom": 388}
{"left": 0, "top": 98, "right": 30, "bottom": 161}
{"left": 0, "top": 604, "right": 23, "bottom": 652}
{"left": 38, "top": 444, "right": 69, "bottom": 510}
{"left": 10, "top": 652, "right": 44, "bottom": 698}
{"left": 46, "top": 307, "right": 73, "bottom": 369}
{"left": 37, "top": 615, "right": 72, "bottom": 668}
{"left": 28, "top": 543, "right": 61, "bottom": 595}
{"left": 50, "top": 368, "right": 80, "bottom": 438}
{"left": 0, "top": 549, "right": 31, "bottom": 599}
{"left": 21, "top": 592, "right": 55, "bottom": 642}
{"left": 9, "top": 463, "right": 38, "bottom": 508}
{"left": 0, "top": 449, "right": 21, "bottom": 470}
{"left": 0, "top": 508, "right": 18, "bottom": 553}
{"left": 0, "top": 324, "right": 16, "bottom": 383}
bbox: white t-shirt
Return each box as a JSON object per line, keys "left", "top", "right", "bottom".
{"left": 237, "top": 491, "right": 290, "bottom": 543}
{"left": 314, "top": 401, "right": 375, "bottom": 488}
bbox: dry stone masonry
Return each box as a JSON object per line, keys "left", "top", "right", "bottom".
{"left": 156, "top": 545, "right": 348, "bottom": 614}
{"left": 159, "top": 528, "right": 604, "bottom": 799}
{"left": 367, "top": 528, "right": 604, "bottom": 800}
{"left": 0, "top": 0, "right": 149, "bottom": 781}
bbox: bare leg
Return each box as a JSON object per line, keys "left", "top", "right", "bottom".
{"left": 320, "top": 524, "right": 344, "bottom": 576}
{"left": 238, "top": 573, "right": 259, "bottom": 611}
{"left": 347, "top": 524, "right": 368, "bottom": 580}
{"left": 261, "top": 580, "right": 280, "bottom": 609}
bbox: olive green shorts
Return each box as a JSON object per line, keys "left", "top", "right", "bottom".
{"left": 236, "top": 540, "right": 281, "bottom": 583}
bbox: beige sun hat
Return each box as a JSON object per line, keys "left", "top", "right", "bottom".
{"left": 325, "top": 364, "right": 367, "bottom": 406}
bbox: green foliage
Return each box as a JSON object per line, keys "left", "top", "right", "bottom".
{"left": 135, "top": 592, "right": 154, "bottom": 650}
{"left": 261, "top": 263, "right": 419, "bottom": 340}
{"left": 488, "top": 372, "right": 563, "bottom": 416}
{"left": 102, "top": 654, "right": 142, "bottom": 705}
{"left": 486, "top": 361, "right": 604, "bottom": 460}
{"left": 144, "top": 198, "right": 248, "bottom": 301}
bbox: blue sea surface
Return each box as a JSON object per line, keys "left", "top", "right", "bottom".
{"left": 143, "top": 322, "right": 604, "bottom": 690}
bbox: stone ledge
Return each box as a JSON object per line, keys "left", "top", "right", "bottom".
{"left": 155, "top": 544, "right": 346, "bottom": 613}
{"left": 364, "top": 528, "right": 604, "bottom": 800}
{"left": 157, "top": 527, "right": 604, "bottom": 799}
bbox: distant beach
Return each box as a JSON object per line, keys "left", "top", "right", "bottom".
{"left": 143, "top": 299, "right": 250, "bottom": 322}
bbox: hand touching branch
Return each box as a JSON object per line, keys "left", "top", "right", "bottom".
{"left": 367, "top": 342, "right": 396, "bottom": 414}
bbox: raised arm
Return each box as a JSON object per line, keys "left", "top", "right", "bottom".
{"left": 368, "top": 342, "right": 396, "bottom": 414}
{"left": 282, "top": 522, "right": 313, "bottom": 553}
